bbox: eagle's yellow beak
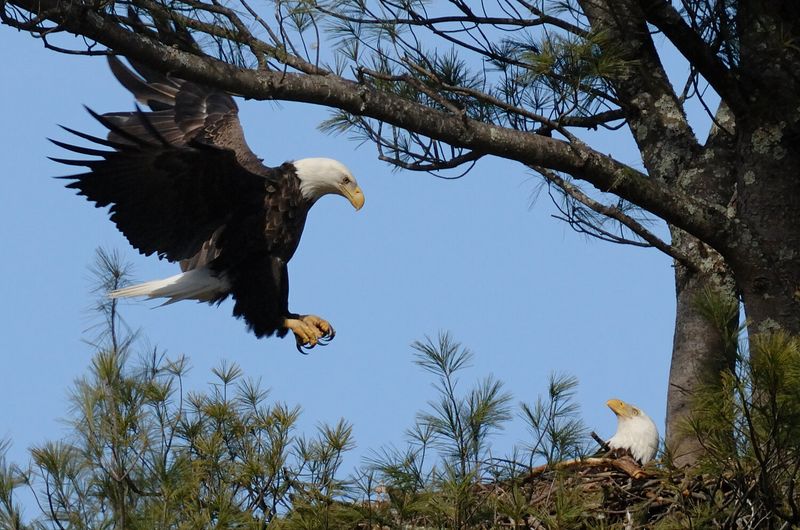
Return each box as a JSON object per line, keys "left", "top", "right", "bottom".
{"left": 607, "top": 399, "right": 633, "bottom": 418}
{"left": 344, "top": 185, "right": 365, "bottom": 211}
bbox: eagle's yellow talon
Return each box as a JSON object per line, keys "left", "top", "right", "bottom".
{"left": 301, "top": 314, "right": 335, "bottom": 339}
{"left": 284, "top": 315, "right": 335, "bottom": 352}
{"left": 284, "top": 318, "right": 323, "bottom": 350}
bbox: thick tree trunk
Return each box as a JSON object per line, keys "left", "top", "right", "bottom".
{"left": 665, "top": 106, "right": 738, "bottom": 467}
{"left": 729, "top": 0, "right": 800, "bottom": 336}
{"left": 666, "top": 234, "right": 736, "bottom": 467}
{"left": 731, "top": 121, "right": 800, "bottom": 335}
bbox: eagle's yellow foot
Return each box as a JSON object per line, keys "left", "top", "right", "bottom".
{"left": 284, "top": 315, "right": 335, "bottom": 353}
{"left": 284, "top": 318, "right": 323, "bottom": 352}
{"left": 300, "top": 314, "right": 336, "bottom": 343}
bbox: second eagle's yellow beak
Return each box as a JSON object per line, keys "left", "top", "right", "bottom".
{"left": 343, "top": 185, "right": 365, "bottom": 211}
{"left": 607, "top": 399, "right": 634, "bottom": 418}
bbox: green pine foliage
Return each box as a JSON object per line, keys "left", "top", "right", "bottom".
{"left": 0, "top": 250, "right": 593, "bottom": 528}
{"left": 0, "top": 439, "right": 25, "bottom": 530}
{"left": 5, "top": 256, "right": 800, "bottom": 528}
{"left": 521, "top": 373, "right": 590, "bottom": 467}
{"left": 0, "top": 250, "right": 359, "bottom": 529}
{"left": 684, "top": 289, "right": 800, "bottom": 528}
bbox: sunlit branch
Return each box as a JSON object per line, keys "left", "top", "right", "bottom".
{"left": 364, "top": 59, "right": 622, "bottom": 139}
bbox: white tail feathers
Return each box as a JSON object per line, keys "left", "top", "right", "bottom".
{"left": 109, "top": 267, "right": 229, "bottom": 305}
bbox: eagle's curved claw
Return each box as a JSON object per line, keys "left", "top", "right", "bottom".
{"left": 285, "top": 315, "right": 335, "bottom": 353}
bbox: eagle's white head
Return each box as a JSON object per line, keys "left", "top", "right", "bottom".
{"left": 294, "top": 157, "right": 364, "bottom": 210}
{"left": 606, "top": 398, "right": 659, "bottom": 464}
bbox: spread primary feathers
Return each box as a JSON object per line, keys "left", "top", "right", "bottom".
{"left": 606, "top": 399, "right": 659, "bottom": 464}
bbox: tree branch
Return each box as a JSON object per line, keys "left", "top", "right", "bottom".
{"left": 577, "top": 0, "right": 705, "bottom": 192}
{"left": 314, "top": 8, "right": 585, "bottom": 34}
{"left": 536, "top": 166, "right": 701, "bottom": 270}
{"left": 636, "top": 0, "right": 747, "bottom": 116}
{"left": 2, "top": 0, "right": 732, "bottom": 251}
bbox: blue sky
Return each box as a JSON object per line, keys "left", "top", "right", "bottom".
{"left": 0, "top": 26, "right": 686, "bottom": 499}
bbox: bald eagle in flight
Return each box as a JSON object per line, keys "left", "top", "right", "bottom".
{"left": 605, "top": 399, "right": 659, "bottom": 464}
{"left": 54, "top": 57, "right": 364, "bottom": 351}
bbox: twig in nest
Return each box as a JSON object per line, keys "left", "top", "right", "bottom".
{"left": 526, "top": 456, "right": 650, "bottom": 480}
{"left": 591, "top": 431, "right": 611, "bottom": 452}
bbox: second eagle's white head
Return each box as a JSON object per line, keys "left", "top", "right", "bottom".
{"left": 606, "top": 398, "right": 659, "bottom": 464}
{"left": 294, "top": 157, "right": 364, "bottom": 210}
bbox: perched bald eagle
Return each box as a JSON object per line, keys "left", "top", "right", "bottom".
{"left": 54, "top": 57, "right": 364, "bottom": 351}
{"left": 605, "top": 399, "right": 659, "bottom": 464}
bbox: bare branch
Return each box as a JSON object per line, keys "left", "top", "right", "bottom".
{"left": 379, "top": 150, "right": 483, "bottom": 175}
{"left": 636, "top": 0, "right": 747, "bottom": 116}
{"left": 315, "top": 5, "right": 588, "bottom": 37}
{"left": 535, "top": 166, "right": 701, "bottom": 270}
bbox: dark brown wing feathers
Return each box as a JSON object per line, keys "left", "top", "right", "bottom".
{"left": 57, "top": 110, "right": 268, "bottom": 261}
{"left": 107, "top": 56, "right": 178, "bottom": 111}
{"left": 105, "top": 57, "right": 263, "bottom": 172}
{"left": 56, "top": 57, "right": 308, "bottom": 339}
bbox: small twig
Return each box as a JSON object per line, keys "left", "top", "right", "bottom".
{"left": 535, "top": 166, "right": 702, "bottom": 271}
{"left": 591, "top": 431, "right": 611, "bottom": 452}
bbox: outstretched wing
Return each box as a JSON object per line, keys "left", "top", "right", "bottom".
{"left": 54, "top": 109, "right": 273, "bottom": 262}
{"left": 105, "top": 56, "right": 264, "bottom": 173}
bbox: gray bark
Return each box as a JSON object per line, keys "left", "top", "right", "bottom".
{"left": 664, "top": 106, "right": 739, "bottom": 467}
{"left": 666, "top": 237, "right": 736, "bottom": 467}
{"left": 730, "top": 1, "right": 800, "bottom": 334}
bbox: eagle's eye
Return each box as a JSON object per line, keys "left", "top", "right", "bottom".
{"left": 342, "top": 176, "right": 352, "bottom": 185}
{"left": 632, "top": 408, "right": 640, "bottom": 416}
